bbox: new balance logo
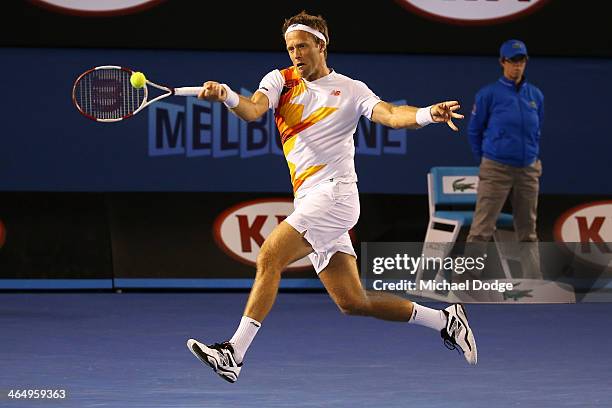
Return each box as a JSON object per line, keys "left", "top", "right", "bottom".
{"left": 447, "top": 316, "right": 463, "bottom": 337}
{"left": 219, "top": 353, "right": 230, "bottom": 366}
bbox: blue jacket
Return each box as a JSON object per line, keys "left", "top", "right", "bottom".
{"left": 468, "top": 76, "right": 544, "bottom": 167}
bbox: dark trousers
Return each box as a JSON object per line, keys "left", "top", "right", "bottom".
{"left": 467, "top": 158, "right": 543, "bottom": 279}
{"left": 468, "top": 157, "right": 542, "bottom": 242}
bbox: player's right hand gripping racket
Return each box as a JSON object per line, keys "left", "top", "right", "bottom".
{"left": 72, "top": 65, "right": 203, "bottom": 122}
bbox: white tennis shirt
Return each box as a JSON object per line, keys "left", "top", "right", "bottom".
{"left": 257, "top": 66, "right": 380, "bottom": 196}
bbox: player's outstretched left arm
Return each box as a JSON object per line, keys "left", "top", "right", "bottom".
{"left": 371, "top": 100, "right": 464, "bottom": 131}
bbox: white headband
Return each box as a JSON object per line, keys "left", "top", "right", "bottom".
{"left": 284, "top": 23, "right": 327, "bottom": 44}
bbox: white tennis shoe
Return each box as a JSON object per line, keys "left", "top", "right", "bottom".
{"left": 187, "top": 339, "right": 242, "bottom": 383}
{"left": 441, "top": 304, "right": 478, "bottom": 365}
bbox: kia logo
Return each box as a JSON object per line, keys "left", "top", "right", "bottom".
{"left": 395, "top": 0, "right": 549, "bottom": 25}
{"left": 213, "top": 199, "right": 312, "bottom": 271}
{"left": 30, "top": 0, "right": 164, "bottom": 16}
{"left": 554, "top": 200, "right": 612, "bottom": 270}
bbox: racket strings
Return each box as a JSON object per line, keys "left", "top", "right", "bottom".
{"left": 74, "top": 68, "right": 145, "bottom": 120}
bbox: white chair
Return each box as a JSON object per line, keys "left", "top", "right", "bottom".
{"left": 415, "top": 166, "right": 515, "bottom": 284}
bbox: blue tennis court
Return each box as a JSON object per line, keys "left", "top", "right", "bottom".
{"left": 1, "top": 292, "right": 610, "bottom": 407}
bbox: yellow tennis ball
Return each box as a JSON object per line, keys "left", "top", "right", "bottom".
{"left": 130, "top": 71, "right": 146, "bottom": 88}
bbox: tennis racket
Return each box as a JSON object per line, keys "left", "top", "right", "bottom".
{"left": 72, "top": 65, "right": 203, "bottom": 122}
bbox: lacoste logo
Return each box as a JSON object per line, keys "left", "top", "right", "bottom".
{"left": 330, "top": 90, "right": 341, "bottom": 96}
{"left": 503, "top": 283, "right": 534, "bottom": 301}
{"left": 529, "top": 101, "right": 537, "bottom": 109}
{"left": 452, "top": 178, "right": 476, "bottom": 192}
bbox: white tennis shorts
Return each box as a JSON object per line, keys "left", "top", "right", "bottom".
{"left": 285, "top": 178, "right": 360, "bottom": 274}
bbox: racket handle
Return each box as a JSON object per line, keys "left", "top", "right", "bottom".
{"left": 174, "top": 86, "right": 203, "bottom": 96}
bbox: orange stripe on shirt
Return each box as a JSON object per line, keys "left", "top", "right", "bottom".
{"left": 292, "top": 164, "right": 327, "bottom": 194}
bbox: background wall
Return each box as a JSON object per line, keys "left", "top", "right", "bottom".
{"left": 1, "top": 48, "right": 610, "bottom": 194}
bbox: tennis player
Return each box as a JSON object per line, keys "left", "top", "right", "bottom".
{"left": 188, "top": 11, "right": 477, "bottom": 383}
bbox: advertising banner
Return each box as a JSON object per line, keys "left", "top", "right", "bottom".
{"left": 1, "top": 192, "right": 610, "bottom": 292}
{"left": 108, "top": 192, "right": 320, "bottom": 288}
{"left": 2, "top": 48, "right": 611, "bottom": 195}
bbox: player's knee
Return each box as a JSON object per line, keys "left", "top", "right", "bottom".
{"left": 337, "top": 298, "right": 368, "bottom": 316}
{"left": 255, "top": 249, "right": 283, "bottom": 275}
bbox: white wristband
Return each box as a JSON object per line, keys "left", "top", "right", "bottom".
{"left": 221, "top": 84, "right": 239, "bottom": 109}
{"left": 416, "top": 106, "right": 434, "bottom": 127}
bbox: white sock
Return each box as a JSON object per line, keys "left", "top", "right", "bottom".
{"left": 229, "top": 316, "right": 261, "bottom": 363}
{"left": 408, "top": 302, "right": 447, "bottom": 331}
